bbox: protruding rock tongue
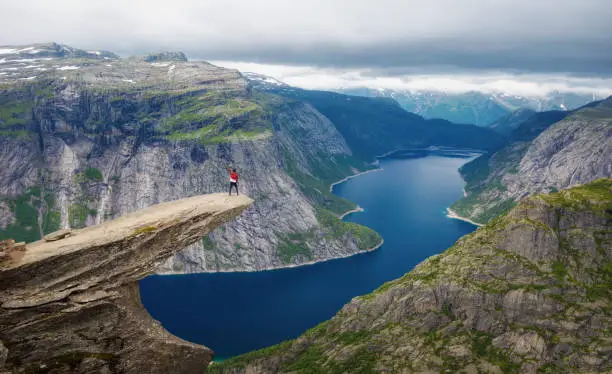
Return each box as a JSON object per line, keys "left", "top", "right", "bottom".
{"left": 0, "top": 193, "right": 253, "bottom": 374}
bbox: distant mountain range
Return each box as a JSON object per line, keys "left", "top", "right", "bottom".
{"left": 339, "top": 87, "right": 602, "bottom": 126}
{"left": 245, "top": 74, "right": 506, "bottom": 160}
{"left": 242, "top": 72, "right": 602, "bottom": 127}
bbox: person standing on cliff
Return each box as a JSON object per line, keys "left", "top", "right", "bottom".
{"left": 228, "top": 167, "right": 239, "bottom": 196}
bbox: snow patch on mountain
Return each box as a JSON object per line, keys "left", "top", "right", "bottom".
{"left": 242, "top": 72, "right": 288, "bottom": 88}
{"left": 56, "top": 66, "right": 80, "bottom": 71}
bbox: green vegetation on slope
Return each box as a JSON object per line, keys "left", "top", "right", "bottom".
{"left": 0, "top": 186, "right": 61, "bottom": 243}
{"left": 68, "top": 204, "right": 96, "bottom": 229}
{"left": 538, "top": 177, "right": 612, "bottom": 213}
{"left": 30, "top": 84, "right": 274, "bottom": 145}
{"left": 316, "top": 208, "right": 381, "bottom": 251}
{"left": 274, "top": 209, "right": 382, "bottom": 265}
{"left": 281, "top": 148, "right": 361, "bottom": 216}
{"left": 75, "top": 167, "right": 104, "bottom": 183}
{"left": 279, "top": 146, "right": 382, "bottom": 262}
{"left": 0, "top": 85, "right": 43, "bottom": 138}
{"left": 210, "top": 180, "right": 612, "bottom": 373}
{"left": 449, "top": 107, "right": 579, "bottom": 224}
{"left": 277, "top": 232, "right": 314, "bottom": 264}
{"left": 158, "top": 92, "right": 273, "bottom": 144}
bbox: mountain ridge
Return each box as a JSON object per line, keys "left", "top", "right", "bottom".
{"left": 450, "top": 97, "right": 612, "bottom": 224}
{"left": 338, "top": 87, "right": 603, "bottom": 126}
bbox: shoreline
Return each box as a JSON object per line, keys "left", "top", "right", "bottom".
{"left": 159, "top": 238, "right": 385, "bottom": 276}
{"left": 376, "top": 146, "right": 485, "bottom": 160}
{"left": 329, "top": 168, "right": 382, "bottom": 193}
{"left": 339, "top": 206, "right": 364, "bottom": 220}
{"left": 159, "top": 156, "right": 480, "bottom": 276}
{"left": 445, "top": 207, "right": 483, "bottom": 227}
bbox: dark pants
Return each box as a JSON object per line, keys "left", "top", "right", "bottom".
{"left": 229, "top": 182, "right": 239, "bottom": 195}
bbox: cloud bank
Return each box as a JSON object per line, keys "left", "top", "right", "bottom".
{"left": 1, "top": 0, "right": 610, "bottom": 94}
{"left": 214, "top": 61, "right": 612, "bottom": 97}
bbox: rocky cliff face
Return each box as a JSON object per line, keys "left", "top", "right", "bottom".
{"left": 210, "top": 179, "right": 612, "bottom": 373}
{"left": 0, "top": 43, "right": 381, "bottom": 273}
{"left": 0, "top": 193, "right": 252, "bottom": 373}
{"left": 451, "top": 98, "right": 612, "bottom": 224}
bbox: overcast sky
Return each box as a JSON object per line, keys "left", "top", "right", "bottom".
{"left": 1, "top": 0, "right": 611, "bottom": 95}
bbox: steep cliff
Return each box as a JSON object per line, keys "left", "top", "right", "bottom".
{"left": 210, "top": 179, "right": 612, "bottom": 373}
{"left": 0, "top": 43, "right": 380, "bottom": 273}
{"left": 0, "top": 193, "right": 252, "bottom": 373}
{"left": 450, "top": 98, "right": 612, "bottom": 224}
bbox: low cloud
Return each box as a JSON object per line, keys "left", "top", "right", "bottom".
{"left": 215, "top": 61, "right": 612, "bottom": 97}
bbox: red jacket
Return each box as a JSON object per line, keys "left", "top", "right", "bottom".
{"left": 230, "top": 172, "right": 239, "bottom": 182}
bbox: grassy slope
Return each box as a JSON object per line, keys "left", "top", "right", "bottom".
{"left": 278, "top": 142, "right": 382, "bottom": 263}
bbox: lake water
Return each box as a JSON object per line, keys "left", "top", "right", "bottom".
{"left": 140, "top": 152, "right": 478, "bottom": 360}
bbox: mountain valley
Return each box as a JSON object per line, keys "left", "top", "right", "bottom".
{"left": 0, "top": 41, "right": 610, "bottom": 374}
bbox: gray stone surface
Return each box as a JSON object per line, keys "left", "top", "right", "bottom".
{"left": 43, "top": 229, "right": 71, "bottom": 241}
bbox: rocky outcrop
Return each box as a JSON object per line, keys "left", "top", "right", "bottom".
{"left": 451, "top": 97, "right": 612, "bottom": 224}
{"left": 210, "top": 179, "right": 612, "bottom": 373}
{"left": 143, "top": 52, "right": 188, "bottom": 63}
{"left": 0, "top": 193, "right": 252, "bottom": 373}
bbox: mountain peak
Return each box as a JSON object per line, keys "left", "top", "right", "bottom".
{"left": 0, "top": 42, "right": 118, "bottom": 60}
{"left": 142, "top": 51, "right": 188, "bottom": 63}
{"left": 0, "top": 43, "right": 246, "bottom": 92}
